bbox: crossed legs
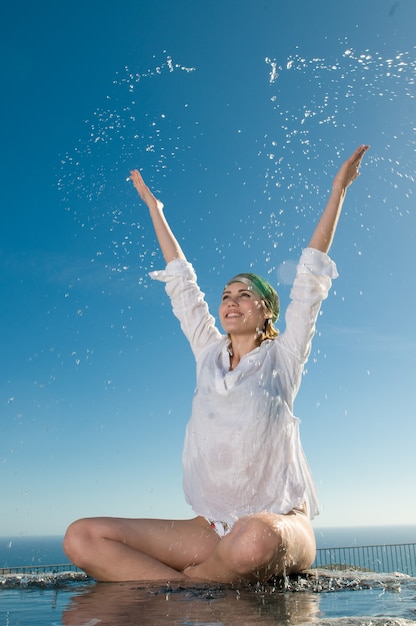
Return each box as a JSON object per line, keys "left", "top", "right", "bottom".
{"left": 63, "top": 510, "right": 315, "bottom": 583}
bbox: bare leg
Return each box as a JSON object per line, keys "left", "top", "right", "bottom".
{"left": 63, "top": 515, "right": 219, "bottom": 582}
{"left": 184, "top": 510, "right": 316, "bottom": 583}
{"left": 64, "top": 510, "right": 314, "bottom": 583}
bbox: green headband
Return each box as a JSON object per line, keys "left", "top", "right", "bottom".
{"left": 226, "top": 273, "right": 280, "bottom": 323}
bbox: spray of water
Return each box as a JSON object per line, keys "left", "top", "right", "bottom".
{"left": 55, "top": 42, "right": 415, "bottom": 373}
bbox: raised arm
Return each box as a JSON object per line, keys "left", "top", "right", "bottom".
{"left": 308, "top": 145, "right": 369, "bottom": 253}
{"left": 130, "top": 169, "right": 186, "bottom": 264}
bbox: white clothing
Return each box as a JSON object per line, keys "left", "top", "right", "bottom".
{"left": 150, "top": 247, "right": 338, "bottom": 524}
{"left": 206, "top": 519, "right": 232, "bottom": 537}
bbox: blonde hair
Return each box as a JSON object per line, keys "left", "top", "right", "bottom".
{"left": 259, "top": 317, "right": 279, "bottom": 341}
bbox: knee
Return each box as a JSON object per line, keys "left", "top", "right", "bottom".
{"left": 226, "top": 516, "right": 280, "bottom": 576}
{"left": 63, "top": 518, "right": 97, "bottom": 568}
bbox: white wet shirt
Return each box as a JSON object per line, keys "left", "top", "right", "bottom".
{"left": 150, "top": 248, "right": 338, "bottom": 524}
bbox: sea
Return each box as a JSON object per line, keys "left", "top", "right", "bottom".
{"left": 1, "top": 526, "right": 416, "bottom": 625}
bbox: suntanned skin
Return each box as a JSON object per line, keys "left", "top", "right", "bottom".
{"left": 63, "top": 145, "right": 369, "bottom": 582}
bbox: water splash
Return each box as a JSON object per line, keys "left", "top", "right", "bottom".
{"left": 257, "top": 41, "right": 415, "bottom": 271}
{"left": 57, "top": 52, "right": 197, "bottom": 286}
{"left": 57, "top": 42, "right": 415, "bottom": 286}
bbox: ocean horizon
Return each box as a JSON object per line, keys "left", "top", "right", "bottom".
{"left": 1, "top": 524, "right": 415, "bottom": 569}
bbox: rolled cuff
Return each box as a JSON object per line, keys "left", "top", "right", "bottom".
{"left": 149, "top": 258, "right": 196, "bottom": 282}
{"left": 297, "top": 247, "right": 338, "bottom": 279}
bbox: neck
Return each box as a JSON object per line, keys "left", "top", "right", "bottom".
{"left": 228, "top": 333, "right": 260, "bottom": 369}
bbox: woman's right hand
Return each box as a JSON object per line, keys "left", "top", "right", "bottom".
{"left": 130, "top": 169, "right": 163, "bottom": 211}
{"left": 129, "top": 169, "right": 185, "bottom": 262}
{"left": 332, "top": 144, "right": 369, "bottom": 194}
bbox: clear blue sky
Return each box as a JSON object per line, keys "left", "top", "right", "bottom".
{"left": 1, "top": 0, "right": 415, "bottom": 536}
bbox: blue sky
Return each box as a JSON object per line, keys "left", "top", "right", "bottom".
{"left": 1, "top": 0, "right": 415, "bottom": 537}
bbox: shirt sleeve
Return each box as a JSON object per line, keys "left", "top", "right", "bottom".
{"left": 149, "top": 259, "right": 222, "bottom": 359}
{"left": 279, "top": 247, "right": 338, "bottom": 394}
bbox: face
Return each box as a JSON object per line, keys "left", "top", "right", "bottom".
{"left": 219, "top": 282, "right": 270, "bottom": 336}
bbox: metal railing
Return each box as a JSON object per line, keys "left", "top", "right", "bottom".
{"left": 313, "top": 542, "right": 416, "bottom": 576}
{"left": 0, "top": 563, "right": 82, "bottom": 575}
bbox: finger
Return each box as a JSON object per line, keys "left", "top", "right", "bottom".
{"left": 353, "top": 144, "right": 369, "bottom": 163}
{"left": 349, "top": 148, "right": 368, "bottom": 171}
{"left": 130, "top": 169, "right": 145, "bottom": 182}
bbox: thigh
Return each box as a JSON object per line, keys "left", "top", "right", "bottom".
{"left": 89, "top": 515, "right": 220, "bottom": 571}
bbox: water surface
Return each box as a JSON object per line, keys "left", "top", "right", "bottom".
{"left": 2, "top": 570, "right": 416, "bottom": 625}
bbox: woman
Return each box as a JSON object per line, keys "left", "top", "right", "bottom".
{"left": 64, "top": 144, "right": 369, "bottom": 583}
